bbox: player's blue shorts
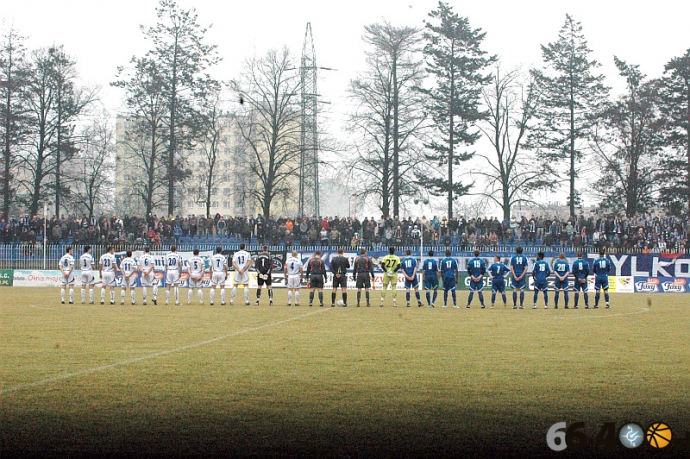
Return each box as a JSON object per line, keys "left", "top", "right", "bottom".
{"left": 511, "top": 276, "right": 526, "bottom": 290}
{"left": 554, "top": 279, "right": 569, "bottom": 290}
{"left": 491, "top": 279, "right": 505, "bottom": 293}
{"left": 594, "top": 277, "right": 609, "bottom": 290}
{"left": 443, "top": 276, "right": 456, "bottom": 291}
{"left": 404, "top": 277, "right": 419, "bottom": 289}
{"left": 573, "top": 278, "right": 588, "bottom": 291}
{"left": 469, "top": 279, "right": 484, "bottom": 291}
{"left": 423, "top": 276, "right": 438, "bottom": 290}
{"left": 534, "top": 280, "right": 548, "bottom": 291}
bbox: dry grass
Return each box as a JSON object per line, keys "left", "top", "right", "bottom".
{"left": 1, "top": 288, "right": 688, "bottom": 458}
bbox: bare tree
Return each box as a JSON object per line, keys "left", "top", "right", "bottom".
{"left": 229, "top": 47, "right": 301, "bottom": 219}
{"left": 65, "top": 110, "right": 115, "bottom": 219}
{"left": 474, "top": 65, "right": 551, "bottom": 219}
{"left": 347, "top": 21, "right": 426, "bottom": 218}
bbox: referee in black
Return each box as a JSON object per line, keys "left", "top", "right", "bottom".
{"left": 353, "top": 248, "right": 375, "bottom": 307}
{"left": 255, "top": 245, "right": 274, "bottom": 306}
{"left": 330, "top": 248, "right": 350, "bottom": 307}
{"left": 306, "top": 250, "right": 327, "bottom": 307}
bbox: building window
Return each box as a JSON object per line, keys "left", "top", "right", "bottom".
{"left": 223, "top": 188, "right": 231, "bottom": 196}
{"left": 212, "top": 201, "right": 219, "bottom": 208}
{"left": 223, "top": 201, "right": 231, "bottom": 209}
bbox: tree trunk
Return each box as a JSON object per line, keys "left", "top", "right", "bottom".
{"left": 167, "top": 40, "right": 179, "bottom": 218}
{"left": 392, "top": 55, "right": 400, "bottom": 219}
{"left": 569, "top": 89, "right": 576, "bottom": 218}
{"left": 55, "top": 86, "right": 62, "bottom": 218}
{"left": 2, "top": 74, "right": 11, "bottom": 220}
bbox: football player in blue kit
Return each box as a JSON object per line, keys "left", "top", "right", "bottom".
{"left": 401, "top": 250, "right": 423, "bottom": 307}
{"left": 510, "top": 247, "right": 529, "bottom": 309}
{"left": 593, "top": 248, "right": 612, "bottom": 309}
{"left": 466, "top": 250, "right": 487, "bottom": 308}
{"left": 422, "top": 250, "right": 439, "bottom": 308}
{"left": 552, "top": 253, "right": 570, "bottom": 309}
{"left": 532, "top": 252, "right": 551, "bottom": 309}
{"left": 439, "top": 250, "right": 459, "bottom": 308}
{"left": 488, "top": 255, "right": 509, "bottom": 307}
{"left": 571, "top": 251, "right": 590, "bottom": 309}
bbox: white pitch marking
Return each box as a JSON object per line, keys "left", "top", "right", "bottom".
{"left": 1, "top": 308, "right": 331, "bottom": 395}
{"left": 29, "top": 305, "right": 55, "bottom": 311}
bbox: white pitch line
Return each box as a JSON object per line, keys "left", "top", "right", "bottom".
{"left": 1, "top": 308, "right": 331, "bottom": 395}
{"left": 29, "top": 305, "right": 55, "bottom": 311}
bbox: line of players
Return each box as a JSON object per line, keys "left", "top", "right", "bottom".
{"left": 57, "top": 243, "right": 269, "bottom": 306}
{"left": 57, "top": 243, "right": 612, "bottom": 310}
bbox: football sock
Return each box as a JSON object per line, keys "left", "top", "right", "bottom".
{"left": 512, "top": 291, "right": 517, "bottom": 306}
{"left": 432, "top": 291, "right": 438, "bottom": 304}
{"left": 121, "top": 290, "right": 126, "bottom": 303}
{"left": 574, "top": 292, "right": 579, "bottom": 306}
{"left": 166, "top": 290, "right": 170, "bottom": 303}
{"left": 257, "top": 289, "right": 262, "bottom": 299}
{"left": 406, "top": 292, "right": 411, "bottom": 302}
{"left": 309, "top": 292, "right": 314, "bottom": 304}
{"left": 519, "top": 291, "right": 525, "bottom": 306}
{"left": 604, "top": 292, "right": 609, "bottom": 303}
{"left": 188, "top": 290, "right": 193, "bottom": 303}
{"left": 595, "top": 293, "right": 600, "bottom": 306}
{"left": 153, "top": 285, "right": 158, "bottom": 299}
{"left": 198, "top": 289, "right": 203, "bottom": 303}
{"left": 244, "top": 288, "right": 249, "bottom": 303}
{"left": 268, "top": 290, "right": 273, "bottom": 301}
{"left": 357, "top": 291, "right": 361, "bottom": 304}
{"left": 332, "top": 292, "right": 337, "bottom": 304}
{"left": 467, "top": 291, "right": 474, "bottom": 305}
{"left": 392, "top": 289, "right": 397, "bottom": 301}
{"left": 478, "top": 292, "right": 484, "bottom": 305}
{"left": 81, "top": 288, "right": 86, "bottom": 303}
{"left": 61, "top": 288, "right": 65, "bottom": 302}
{"left": 101, "top": 288, "right": 106, "bottom": 302}
{"left": 221, "top": 288, "right": 226, "bottom": 303}
{"left": 554, "top": 291, "right": 560, "bottom": 307}
{"left": 365, "top": 292, "right": 370, "bottom": 304}
{"left": 543, "top": 291, "right": 548, "bottom": 307}
{"left": 210, "top": 288, "right": 215, "bottom": 303}
{"left": 318, "top": 292, "right": 323, "bottom": 304}
{"left": 231, "top": 287, "right": 237, "bottom": 302}
{"left": 381, "top": 290, "right": 386, "bottom": 301}
{"left": 174, "top": 287, "right": 179, "bottom": 303}
{"left": 89, "top": 289, "right": 94, "bottom": 303}
{"left": 110, "top": 290, "right": 115, "bottom": 303}
{"left": 584, "top": 293, "right": 589, "bottom": 306}
{"left": 69, "top": 288, "right": 74, "bottom": 302}
{"left": 491, "top": 292, "right": 496, "bottom": 304}
{"left": 131, "top": 291, "right": 136, "bottom": 303}
{"left": 288, "top": 291, "right": 293, "bottom": 304}
{"left": 452, "top": 290, "right": 457, "bottom": 305}
{"left": 501, "top": 293, "right": 507, "bottom": 304}
{"left": 415, "top": 291, "right": 420, "bottom": 302}
{"left": 295, "top": 291, "right": 300, "bottom": 303}
{"left": 342, "top": 292, "right": 347, "bottom": 304}
{"left": 564, "top": 291, "right": 569, "bottom": 307}
{"left": 443, "top": 290, "right": 448, "bottom": 305}
{"left": 425, "top": 291, "right": 430, "bottom": 304}
{"left": 533, "top": 290, "right": 539, "bottom": 304}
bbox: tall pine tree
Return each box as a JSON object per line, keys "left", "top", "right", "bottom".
{"left": 530, "top": 14, "right": 608, "bottom": 217}
{"left": 657, "top": 48, "right": 690, "bottom": 216}
{"left": 420, "top": 1, "right": 495, "bottom": 219}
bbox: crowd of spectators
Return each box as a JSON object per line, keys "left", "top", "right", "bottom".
{"left": 0, "top": 212, "right": 688, "bottom": 253}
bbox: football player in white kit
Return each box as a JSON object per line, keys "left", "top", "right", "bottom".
{"left": 58, "top": 247, "right": 75, "bottom": 304}
{"left": 120, "top": 250, "right": 138, "bottom": 305}
{"left": 165, "top": 246, "right": 183, "bottom": 305}
{"left": 187, "top": 248, "right": 206, "bottom": 305}
{"left": 99, "top": 246, "right": 119, "bottom": 305}
{"left": 284, "top": 250, "right": 303, "bottom": 306}
{"left": 209, "top": 246, "right": 228, "bottom": 305}
{"left": 79, "top": 245, "right": 96, "bottom": 304}
{"left": 231, "top": 243, "right": 253, "bottom": 306}
{"left": 138, "top": 247, "right": 158, "bottom": 305}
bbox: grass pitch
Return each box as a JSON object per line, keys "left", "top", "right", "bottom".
{"left": 1, "top": 287, "right": 689, "bottom": 458}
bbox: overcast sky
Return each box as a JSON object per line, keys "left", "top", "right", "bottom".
{"left": 3, "top": 0, "right": 689, "bottom": 217}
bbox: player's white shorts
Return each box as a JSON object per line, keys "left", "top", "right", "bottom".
{"left": 287, "top": 274, "right": 301, "bottom": 289}
{"left": 233, "top": 271, "right": 249, "bottom": 285}
{"left": 62, "top": 271, "right": 75, "bottom": 285}
{"left": 140, "top": 272, "right": 156, "bottom": 287}
{"left": 101, "top": 272, "right": 116, "bottom": 287}
{"left": 81, "top": 271, "right": 95, "bottom": 286}
{"left": 121, "top": 274, "right": 137, "bottom": 289}
{"left": 166, "top": 270, "right": 180, "bottom": 286}
{"left": 188, "top": 274, "right": 204, "bottom": 288}
{"left": 211, "top": 272, "right": 226, "bottom": 287}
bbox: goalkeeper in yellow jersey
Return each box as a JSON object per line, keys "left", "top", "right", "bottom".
{"left": 380, "top": 246, "right": 401, "bottom": 307}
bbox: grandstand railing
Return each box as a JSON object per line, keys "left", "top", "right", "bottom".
{"left": 1, "top": 242, "right": 686, "bottom": 270}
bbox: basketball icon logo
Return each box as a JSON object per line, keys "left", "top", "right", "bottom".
{"left": 646, "top": 423, "right": 672, "bottom": 449}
